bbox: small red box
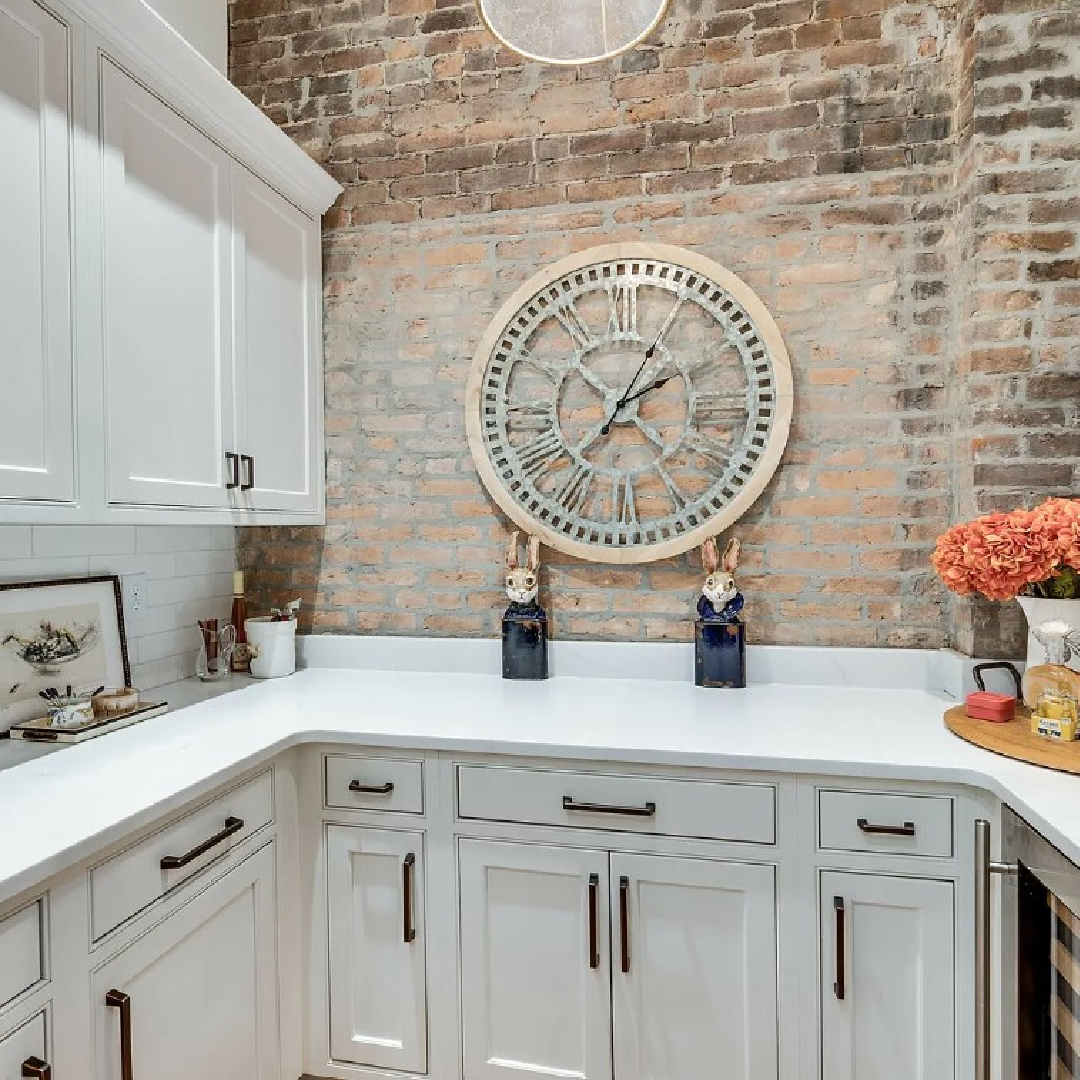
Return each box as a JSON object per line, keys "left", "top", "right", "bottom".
{"left": 965, "top": 690, "right": 1017, "bottom": 723}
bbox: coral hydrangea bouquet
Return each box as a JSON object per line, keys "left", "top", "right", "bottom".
{"left": 932, "top": 497, "right": 1080, "bottom": 601}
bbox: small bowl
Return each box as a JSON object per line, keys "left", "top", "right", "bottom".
{"left": 47, "top": 699, "right": 95, "bottom": 728}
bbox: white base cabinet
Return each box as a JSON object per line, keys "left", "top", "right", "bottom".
{"left": 326, "top": 825, "right": 428, "bottom": 1074}
{"left": 91, "top": 843, "right": 280, "bottom": 1080}
{"left": 0, "top": 1010, "right": 48, "bottom": 1079}
{"left": 613, "top": 854, "right": 777, "bottom": 1080}
{"left": 820, "top": 871, "right": 955, "bottom": 1080}
{"left": 459, "top": 839, "right": 612, "bottom": 1080}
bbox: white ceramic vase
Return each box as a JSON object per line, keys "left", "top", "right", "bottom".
{"left": 1016, "top": 596, "right": 1080, "bottom": 674}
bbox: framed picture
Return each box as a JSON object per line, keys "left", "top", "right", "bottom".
{"left": 0, "top": 576, "right": 131, "bottom": 731}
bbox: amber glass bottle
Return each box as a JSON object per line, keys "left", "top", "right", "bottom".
{"left": 230, "top": 571, "right": 250, "bottom": 673}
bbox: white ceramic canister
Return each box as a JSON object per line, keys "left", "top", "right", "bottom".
{"left": 245, "top": 617, "right": 297, "bottom": 679}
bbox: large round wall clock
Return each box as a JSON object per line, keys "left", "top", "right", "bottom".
{"left": 465, "top": 243, "right": 794, "bottom": 565}
{"left": 475, "top": 0, "right": 670, "bottom": 66}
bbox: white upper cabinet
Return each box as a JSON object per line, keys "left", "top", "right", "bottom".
{"left": 0, "top": 0, "right": 75, "bottom": 504}
{"left": 820, "top": 870, "right": 955, "bottom": 1080}
{"left": 611, "top": 853, "right": 778, "bottom": 1080}
{"left": 0, "top": 0, "right": 340, "bottom": 524}
{"left": 100, "top": 59, "right": 233, "bottom": 510}
{"left": 232, "top": 164, "right": 322, "bottom": 515}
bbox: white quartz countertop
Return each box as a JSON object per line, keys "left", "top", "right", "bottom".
{"left": 1, "top": 662, "right": 1079, "bottom": 907}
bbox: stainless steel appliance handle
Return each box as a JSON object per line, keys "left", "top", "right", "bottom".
{"left": 975, "top": 819, "right": 1018, "bottom": 1080}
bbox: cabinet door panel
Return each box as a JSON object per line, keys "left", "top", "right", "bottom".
{"left": 459, "top": 839, "right": 611, "bottom": 1080}
{"left": 232, "top": 166, "right": 320, "bottom": 513}
{"left": 820, "top": 871, "right": 954, "bottom": 1080}
{"left": 0, "top": 1011, "right": 47, "bottom": 1079}
{"left": 0, "top": 0, "right": 74, "bottom": 503}
{"left": 326, "top": 825, "right": 427, "bottom": 1072}
{"left": 612, "top": 853, "right": 778, "bottom": 1080}
{"left": 91, "top": 844, "right": 278, "bottom": 1080}
{"left": 100, "top": 59, "right": 232, "bottom": 508}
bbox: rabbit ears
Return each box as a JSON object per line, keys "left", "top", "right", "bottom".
{"left": 702, "top": 536, "right": 741, "bottom": 574}
{"left": 506, "top": 531, "right": 542, "bottom": 571}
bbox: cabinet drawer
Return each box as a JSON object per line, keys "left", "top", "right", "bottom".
{"left": 0, "top": 900, "right": 44, "bottom": 1011}
{"left": 457, "top": 765, "right": 775, "bottom": 844}
{"left": 325, "top": 755, "right": 424, "bottom": 815}
{"left": 0, "top": 1011, "right": 47, "bottom": 1074}
{"left": 90, "top": 770, "right": 273, "bottom": 940}
{"left": 818, "top": 790, "right": 953, "bottom": 858}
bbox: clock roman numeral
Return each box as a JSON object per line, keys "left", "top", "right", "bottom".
{"left": 606, "top": 281, "right": 638, "bottom": 337}
{"left": 689, "top": 434, "right": 734, "bottom": 472}
{"left": 553, "top": 299, "right": 596, "bottom": 352}
{"left": 506, "top": 400, "right": 555, "bottom": 431}
{"left": 691, "top": 391, "right": 748, "bottom": 426}
{"left": 656, "top": 464, "right": 687, "bottom": 512}
{"left": 612, "top": 475, "right": 638, "bottom": 527}
{"left": 552, "top": 460, "right": 594, "bottom": 517}
{"left": 519, "top": 350, "right": 565, "bottom": 385}
{"left": 648, "top": 296, "right": 685, "bottom": 354}
{"left": 516, "top": 429, "right": 565, "bottom": 481}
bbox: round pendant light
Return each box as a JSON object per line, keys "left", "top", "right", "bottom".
{"left": 476, "top": 0, "right": 670, "bottom": 66}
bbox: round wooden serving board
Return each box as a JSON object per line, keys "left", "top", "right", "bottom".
{"left": 945, "top": 704, "right": 1080, "bottom": 776}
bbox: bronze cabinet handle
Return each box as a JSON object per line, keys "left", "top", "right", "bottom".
{"left": 563, "top": 796, "right": 657, "bottom": 818}
{"left": 588, "top": 873, "right": 600, "bottom": 969}
{"left": 106, "top": 989, "right": 134, "bottom": 1080}
{"left": 21, "top": 1058, "right": 52, "bottom": 1080}
{"left": 239, "top": 454, "right": 255, "bottom": 491}
{"left": 349, "top": 780, "right": 394, "bottom": 795}
{"left": 857, "top": 818, "right": 916, "bottom": 837}
{"left": 403, "top": 852, "right": 416, "bottom": 944}
{"left": 833, "top": 896, "right": 846, "bottom": 1001}
{"left": 224, "top": 452, "right": 239, "bottom": 490}
{"left": 619, "top": 876, "right": 630, "bottom": 975}
{"left": 160, "top": 816, "right": 244, "bottom": 870}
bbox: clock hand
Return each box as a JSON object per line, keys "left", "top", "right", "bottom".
{"left": 600, "top": 312, "right": 682, "bottom": 434}
{"left": 619, "top": 375, "right": 675, "bottom": 407}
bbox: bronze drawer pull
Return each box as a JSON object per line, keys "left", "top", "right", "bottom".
{"left": 160, "top": 816, "right": 244, "bottom": 870}
{"left": 403, "top": 852, "right": 416, "bottom": 943}
{"left": 349, "top": 780, "right": 394, "bottom": 795}
{"left": 833, "top": 896, "right": 846, "bottom": 1001}
{"left": 21, "top": 1058, "right": 52, "bottom": 1080}
{"left": 240, "top": 454, "right": 255, "bottom": 491}
{"left": 588, "top": 873, "right": 600, "bottom": 969}
{"left": 563, "top": 796, "right": 657, "bottom": 818}
{"left": 224, "top": 452, "right": 239, "bottom": 490}
{"left": 619, "top": 876, "right": 631, "bottom": 974}
{"left": 106, "top": 989, "right": 134, "bottom": 1080}
{"left": 857, "top": 817, "right": 916, "bottom": 837}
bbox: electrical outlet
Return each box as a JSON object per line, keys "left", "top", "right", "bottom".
{"left": 122, "top": 573, "right": 148, "bottom": 630}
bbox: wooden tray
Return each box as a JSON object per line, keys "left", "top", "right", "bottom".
{"left": 945, "top": 704, "right": 1080, "bottom": 776}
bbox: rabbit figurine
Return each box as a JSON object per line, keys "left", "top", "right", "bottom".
{"left": 696, "top": 537, "right": 744, "bottom": 624}
{"left": 505, "top": 531, "right": 541, "bottom": 609}
{"left": 502, "top": 531, "right": 548, "bottom": 680}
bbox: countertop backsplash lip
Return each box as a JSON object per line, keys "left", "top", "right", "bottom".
{"left": 297, "top": 633, "right": 1021, "bottom": 699}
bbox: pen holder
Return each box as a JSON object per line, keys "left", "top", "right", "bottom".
{"left": 245, "top": 617, "right": 297, "bottom": 679}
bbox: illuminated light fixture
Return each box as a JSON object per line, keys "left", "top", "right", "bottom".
{"left": 475, "top": 0, "right": 670, "bottom": 65}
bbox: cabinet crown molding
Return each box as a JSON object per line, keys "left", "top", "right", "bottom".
{"left": 69, "top": 0, "right": 342, "bottom": 217}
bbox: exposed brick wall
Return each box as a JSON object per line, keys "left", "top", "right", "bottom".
{"left": 230, "top": 0, "right": 1078, "bottom": 654}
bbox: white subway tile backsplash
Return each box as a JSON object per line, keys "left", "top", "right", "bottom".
{"left": 136, "top": 525, "right": 228, "bottom": 554}
{"left": 33, "top": 525, "right": 137, "bottom": 558}
{"left": 0, "top": 524, "right": 235, "bottom": 690}
{"left": 0, "top": 527, "right": 33, "bottom": 560}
